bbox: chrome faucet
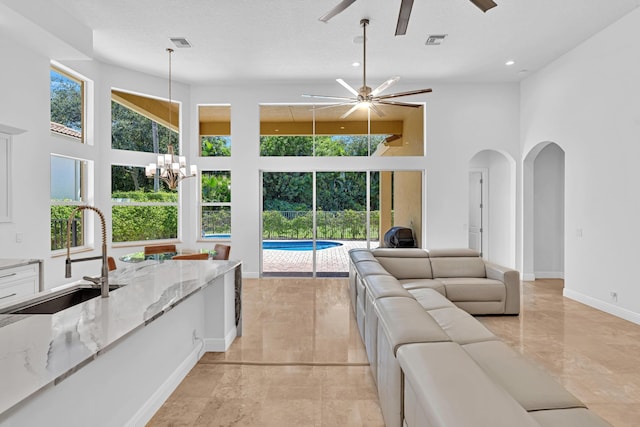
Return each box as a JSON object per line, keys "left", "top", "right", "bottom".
{"left": 64, "top": 206, "right": 110, "bottom": 298}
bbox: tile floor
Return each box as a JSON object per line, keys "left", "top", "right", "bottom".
{"left": 148, "top": 278, "right": 640, "bottom": 426}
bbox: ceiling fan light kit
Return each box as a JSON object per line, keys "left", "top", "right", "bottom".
{"left": 302, "top": 19, "right": 432, "bottom": 119}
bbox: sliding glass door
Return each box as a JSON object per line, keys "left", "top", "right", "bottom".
{"left": 262, "top": 170, "right": 387, "bottom": 277}
{"left": 262, "top": 172, "right": 314, "bottom": 276}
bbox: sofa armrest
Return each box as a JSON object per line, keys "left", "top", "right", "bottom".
{"left": 484, "top": 262, "right": 520, "bottom": 315}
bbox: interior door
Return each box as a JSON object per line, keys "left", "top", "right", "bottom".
{"left": 468, "top": 171, "right": 483, "bottom": 255}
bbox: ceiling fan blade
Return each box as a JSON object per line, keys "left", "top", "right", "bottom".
{"left": 469, "top": 0, "right": 497, "bottom": 12}
{"left": 336, "top": 78, "right": 360, "bottom": 97}
{"left": 395, "top": 0, "right": 414, "bottom": 36}
{"left": 375, "top": 88, "right": 432, "bottom": 100}
{"left": 319, "top": 0, "right": 357, "bottom": 22}
{"left": 340, "top": 103, "right": 361, "bottom": 119}
{"left": 310, "top": 101, "right": 356, "bottom": 111}
{"left": 377, "top": 100, "right": 422, "bottom": 108}
{"left": 371, "top": 76, "right": 400, "bottom": 97}
{"left": 302, "top": 94, "right": 356, "bottom": 101}
{"left": 369, "top": 103, "right": 386, "bottom": 118}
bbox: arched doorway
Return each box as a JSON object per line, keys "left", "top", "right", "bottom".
{"left": 523, "top": 142, "right": 565, "bottom": 280}
{"left": 469, "top": 150, "right": 516, "bottom": 268}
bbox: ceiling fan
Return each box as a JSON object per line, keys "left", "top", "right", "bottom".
{"left": 302, "top": 19, "right": 432, "bottom": 119}
{"left": 319, "top": 0, "right": 498, "bottom": 36}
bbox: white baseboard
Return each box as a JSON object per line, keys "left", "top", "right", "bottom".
{"left": 128, "top": 344, "right": 202, "bottom": 427}
{"left": 534, "top": 271, "right": 564, "bottom": 279}
{"left": 522, "top": 273, "right": 535, "bottom": 281}
{"left": 563, "top": 288, "right": 640, "bottom": 326}
{"left": 204, "top": 327, "right": 237, "bottom": 352}
{"left": 243, "top": 271, "right": 259, "bottom": 279}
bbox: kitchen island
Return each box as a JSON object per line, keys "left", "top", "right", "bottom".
{"left": 0, "top": 259, "right": 241, "bottom": 426}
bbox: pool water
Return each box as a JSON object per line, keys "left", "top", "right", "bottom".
{"left": 263, "top": 240, "right": 343, "bottom": 251}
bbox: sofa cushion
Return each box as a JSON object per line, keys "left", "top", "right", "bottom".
{"left": 440, "top": 278, "right": 505, "bottom": 302}
{"left": 430, "top": 256, "right": 486, "bottom": 278}
{"left": 372, "top": 249, "right": 433, "bottom": 279}
{"left": 398, "top": 342, "right": 540, "bottom": 427}
{"left": 366, "top": 275, "right": 413, "bottom": 300}
{"left": 355, "top": 260, "right": 393, "bottom": 278}
{"left": 463, "top": 340, "right": 585, "bottom": 412}
{"left": 376, "top": 297, "right": 450, "bottom": 355}
{"left": 530, "top": 408, "right": 612, "bottom": 427}
{"left": 372, "top": 248, "right": 430, "bottom": 258}
{"left": 428, "top": 248, "right": 480, "bottom": 258}
{"left": 428, "top": 307, "right": 497, "bottom": 345}
{"left": 349, "top": 248, "right": 378, "bottom": 263}
{"left": 399, "top": 278, "right": 445, "bottom": 295}
{"left": 407, "top": 288, "right": 454, "bottom": 310}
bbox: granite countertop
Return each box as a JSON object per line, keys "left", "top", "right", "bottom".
{"left": 0, "top": 259, "right": 240, "bottom": 416}
{"left": 0, "top": 259, "right": 41, "bottom": 271}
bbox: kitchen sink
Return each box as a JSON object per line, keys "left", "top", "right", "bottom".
{"left": 2, "top": 284, "right": 123, "bottom": 315}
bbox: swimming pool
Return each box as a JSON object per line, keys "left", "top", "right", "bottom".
{"left": 262, "top": 240, "right": 343, "bottom": 251}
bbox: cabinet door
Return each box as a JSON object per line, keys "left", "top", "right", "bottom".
{"left": 0, "top": 264, "right": 39, "bottom": 304}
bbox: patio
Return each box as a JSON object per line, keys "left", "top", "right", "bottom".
{"left": 262, "top": 240, "right": 379, "bottom": 275}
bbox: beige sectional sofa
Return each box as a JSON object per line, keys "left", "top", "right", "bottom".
{"left": 349, "top": 248, "right": 611, "bottom": 427}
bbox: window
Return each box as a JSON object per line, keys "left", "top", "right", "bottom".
{"left": 110, "top": 88, "right": 182, "bottom": 243}
{"left": 111, "top": 89, "right": 179, "bottom": 154}
{"left": 201, "top": 171, "right": 231, "bottom": 239}
{"left": 199, "top": 105, "right": 231, "bottom": 156}
{"left": 111, "top": 165, "right": 178, "bottom": 243}
{"left": 50, "top": 155, "right": 87, "bottom": 250}
{"left": 259, "top": 104, "right": 424, "bottom": 157}
{"left": 50, "top": 67, "right": 85, "bottom": 142}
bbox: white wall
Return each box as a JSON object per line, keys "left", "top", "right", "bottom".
{"left": 533, "top": 143, "right": 564, "bottom": 278}
{"left": 470, "top": 150, "right": 516, "bottom": 268}
{"left": 521, "top": 8, "right": 640, "bottom": 323}
{"left": 0, "top": 5, "right": 520, "bottom": 285}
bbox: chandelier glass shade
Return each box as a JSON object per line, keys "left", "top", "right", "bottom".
{"left": 145, "top": 47, "right": 196, "bottom": 190}
{"left": 145, "top": 144, "right": 196, "bottom": 190}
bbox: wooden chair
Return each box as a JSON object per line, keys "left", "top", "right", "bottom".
{"left": 212, "top": 244, "right": 231, "bottom": 260}
{"left": 107, "top": 256, "right": 117, "bottom": 271}
{"left": 144, "top": 244, "right": 177, "bottom": 255}
{"left": 172, "top": 252, "right": 209, "bottom": 260}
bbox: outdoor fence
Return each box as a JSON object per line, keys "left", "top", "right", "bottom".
{"left": 51, "top": 218, "right": 82, "bottom": 251}
{"left": 52, "top": 210, "right": 381, "bottom": 249}
{"left": 261, "top": 210, "right": 380, "bottom": 240}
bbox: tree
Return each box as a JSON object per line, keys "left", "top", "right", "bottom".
{"left": 201, "top": 136, "right": 231, "bottom": 156}
{"left": 111, "top": 101, "right": 177, "bottom": 153}
{"left": 50, "top": 70, "right": 81, "bottom": 131}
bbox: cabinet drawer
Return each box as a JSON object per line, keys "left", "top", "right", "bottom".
{"left": 0, "top": 264, "right": 38, "bottom": 288}
{"left": 0, "top": 279, "right": 37, "bottom": 304}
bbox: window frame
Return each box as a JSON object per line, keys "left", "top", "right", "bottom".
{"left": 199, "top": 170, "right": 232, "bottom": 240}
{"left": 50, "top": 65, "right": 86, "bottom": 144}
{"left": 50, "top": 154, "right": 90, "bottom": 253}
{"left": 110, "top": 163, "right": 180, "bottom": 246}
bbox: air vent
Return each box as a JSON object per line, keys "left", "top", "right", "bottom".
{"left": 170, "top": 37, "right": 192, "bottom": 48}
{"left": 425, "top": 34, "right": 447, "bottom": 46}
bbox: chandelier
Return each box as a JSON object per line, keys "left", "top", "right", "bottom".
{"left": 145, "top": 48, "right": 196, "bottom": 190}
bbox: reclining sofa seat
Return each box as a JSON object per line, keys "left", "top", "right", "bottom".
{"left": 347, "top": 247, "right": 611, "bottom": 427}
{"left": 371, "top": 247, "right": 520, "bottom": 315}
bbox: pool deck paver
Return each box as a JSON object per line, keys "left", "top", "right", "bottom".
{"left": 262, "top": 240, "right": 378, "bottom": 274}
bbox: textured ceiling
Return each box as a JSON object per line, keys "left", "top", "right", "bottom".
{"left": 48, "top": 0, "right": 640, "bottom": 85}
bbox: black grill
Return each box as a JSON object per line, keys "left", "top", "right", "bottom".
{"left": 383, "top": 226, "right": 417, "bottom": 248}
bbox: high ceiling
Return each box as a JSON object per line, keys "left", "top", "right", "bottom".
{"left": 45, "top": 0, "right": 640, "bottom": 85}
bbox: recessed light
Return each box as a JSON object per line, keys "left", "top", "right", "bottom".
{"left": 352, "top": 62, "right": 361, "bottom": 67}
{"left": 505, "top": 60, "right": 515, "bottom": 66}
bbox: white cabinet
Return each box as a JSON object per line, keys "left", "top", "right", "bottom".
{"left": 0, "top": 263, "right": 40, "bottom": 304}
